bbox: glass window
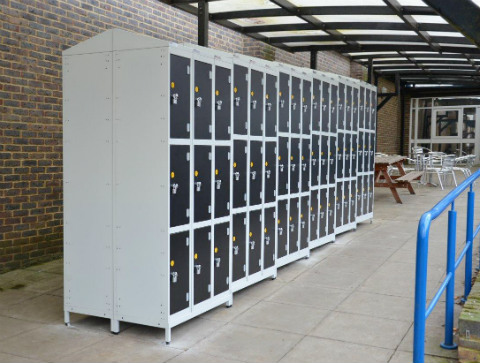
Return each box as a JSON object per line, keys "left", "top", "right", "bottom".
{"left": 435, "top": 110, "right": 459, "bottom": 137}
{"left": 432, "top": 143, "right": 460, "bottom": 156}
{"left": 434, "top": 98, "right": 480, "bottom": 106}
{"left": 462, "top": 143, "right": 475, "bottom": 155}
{"left": 417, "top": 108, "right": 431, "bottom": 139}
{"left": 463, "top": 108, "right": 476, "bottom": 140}
{"left": 418, "top": 99, "right": 432, "bottom": 107}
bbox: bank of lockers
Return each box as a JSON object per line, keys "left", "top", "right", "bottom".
{"left": 64, "top": 29, "right": 377, "bottom": 343}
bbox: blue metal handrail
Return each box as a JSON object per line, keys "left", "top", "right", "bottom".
{"left": 413, "top": 169, "right": 480, "bottom": 363}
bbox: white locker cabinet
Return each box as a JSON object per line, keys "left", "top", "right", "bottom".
{"left": 63, "top": 29, "right": 234, "bottom": 343}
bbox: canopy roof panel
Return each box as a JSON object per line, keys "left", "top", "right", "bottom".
{"left": 168, "top": 0, "right": 480, "bottom": 88}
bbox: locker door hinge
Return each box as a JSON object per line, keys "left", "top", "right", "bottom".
{"left": 186, "top": 237, "right": 189, "bottom": 246}
{"left": 243, "top": 265, "right": 246, "bottom": 272}
{"left": 208, "top": 152, "right": 212, "bottom": 160}
{"left": 208, "top": 232, "right": 211, "bottom": 240}
{"left": 226, "top": 277, "right": 229, "bottom": 285}
{"left": 245, "top": 73, "right": 248, "bottom": 81}
{"left": 186, "top": 292, "right": 189, "bottom": 301}
{"left": 226, "top": 227, "right": 230, "bottom": 235}
{"left": 227, "top": 152, "right": 231, "bottom": 160}
{"left": 209, "top": 71, "right": 212, "bottom": 79}
{"left": 187, "top": 65, "right": 190, "bottom": 75}
{"left": 228, "top": 75, "right": 231, "bottom": 84}
{"left": 186, "top": 152, "right": 190, "bottom": 161}
{"left": 208, "top": 284, "right": 211, "bottom": 293}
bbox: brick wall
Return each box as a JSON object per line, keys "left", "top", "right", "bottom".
{"left": 376, "top": 77, "right": 402, "bottom": 155}
{"left": 0, "top": 0, "right": 358, "bottom": 273}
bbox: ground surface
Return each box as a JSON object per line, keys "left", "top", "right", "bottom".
{"left": 0, "top": 180, "right": 479, "bottom": 363}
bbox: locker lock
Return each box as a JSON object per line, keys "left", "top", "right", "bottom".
{"left": 357, "top": 194, "right": 361, "bottom": 200}
{"left": 215, "top": 257, "right": 221, "bottom": 268}
{"left": 313, "top": 101, "right": 318, "bottom": 109}
{"left": 328, "top": 210, "right": 333, "bottom": 216}
{"left": 321, "top": 159, "right": 325, "bottom": 165}
{"left": 301, "top": 221, "right": 306, "bottom": 229}
{"left": 312, "top": 158, "right": 317, "bottom": 166}
{"left": 339, "top": 104, "right": 343, "bottom": 111}
{"left": 251, "top": 99, "right": 257, "bottom": 110}
{"left": 279, "top": 164, "right": 284, "bottom": 172}
{"left": 250, "top": 241, "right": 255, "bottom": 250}
{"left": 302, "top": 163, "right": 307, "bottom": 171}
{"left": 369, "top": 192, "right": 373, "bottom": 197}
{"left": 278, "top": 227, "right": 283, "bottom": 236}
{"left": 291, "top": 163, "right": 296, "bottom": 172}
{"left": 280, "top": 99, "right": 285, "bottom": 108}
{"left": 265, "top": 169, "right": 271, "bottom": 179}
{"left": 371, "top": 108, "right": 375, "bottom": 114}
{"left": 311, "top": 214, "right": 315, "bottom": 221}
{"left": 195, "top": 181, "right": 202, "bottom": 192}
{"left": 215, "top": 179, "right": 222, "bottom": 190}
{"left": 303, "top": 104, "right": 308, "bottom": 112}
{"left": 346, "top": 154, "right": 350, "bottom": 160}
{"left": 343, "top": 201, "right": 348, "bottom": 207}
{"left": 251, "top": 170, "right": 256, "bottom": 180}
{"left": 363, "top": 193, "right": 367, "bottom": 199}
{"left": 331, "top": 106, "right": 335, "bottom": 113}
{"left": 354, "top": 107, "right": 357, "bottom": 113}
{"left": 330, "top": 159, "right": 333, "bottom": 165}
{"left": 322, "top": 104, "right": 327, "bottom": 111}
{"left": 194, "top": 264, "right": 202, "bottom": 275}
{"left": 292, "top": 102, "right": 297, "bottom": 110}
{"left": 216, "top": 100, "right": 223, "bottom": 110}
{"left": 233, "top": 246, "right": 239, "bottom": 255}
{"left": 171, "top": 93, "right": 179, "bottom": 105}
{"left": 336, "top": 203, "right": 341, "bottom": 210}
{"left": 234, "top": 171, "right": 240, "bottom": 181}
{"left": 290, "top": 223, "right": 295, "bottom": 232}
{"left": 350, "top": 199, "right": 355, "bottom": 206}
{"left": 195, "top": 97, "right": 203, "bottom": 108}
{"left": 337, "top": 154, "right": 341, "bottom": 160}
{"left": 266, "top": 102, "right": 272, "bottom": 111}
{"left": 347, "top": 105, "right": 351, "bottom": 112}
{"left": 265, "top": 235, "right": 270, "bottom": 245}
{"left": 320, "top": 211, "right": 325, "bottom": 218}
{"left": 171, "top": 183, "right": 179, "bottom": 194}
{"left": 360, "top": 105, "right": 364, "bottom": 111}
{"left": 170, "top": 271, "right": 178, "bottom": 284}
{"left": 235, "top": 96, "right": 241, "bottom": 107}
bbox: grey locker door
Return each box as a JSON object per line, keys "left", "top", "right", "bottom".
{"left": 328, "top": 136, "right": 337, "bottom": 184}
{"left": 232, "top": 212, "right": 246, "bottom": 282}
{"left": 331, "top": 84, "right": 338, "bottom": 133}
{"left": 301, "top": 138, "right": 310, "bottom": 193}
{"left": 363, "top": 175, "right": 369, "bottom": 215}
{"left": 193, "top": 226, "right": 211, "bottom": 305}
{"left": 356, "top": 176, "right": 363, "bottom": 216}
{"left": 215, "top": 65, "right": 231, "bottom": 140}
{"left": 278, "top": 72, "right": 290, "bottom": 133}
{"left": 359, "top": 87, "right": 365, "bottom": 129}
{"left": 319, "top": 188, "right": 327, "bottom": 238}
{"left": 194, "top": 60, "right": 212, "bottom": 140}
{"left": 320, "top": 135, "right": 328, "bottom": 185}
{"left": 249, "top": 209, "right": 262, "bottom": 275}
{"left": 300, "top": 195, "right": 309, "bottom": 249}
{"left": 250, "top": 70, "right": 264, "bottom": 136}
{"left": 336, "top": 181, "right": 343, "bottom": 228}
{"left": 194, "top": 145, "right": 212, "bottom": 223}
{"left": 249, "top": 141, "right": 263, "bottom": 206}
{"left": 310, "top": 190, "right": 319, "bottom": 241}
{"left": 358, "top": 131, "right": 364, "bottom": 173}
{"left": 291, "top": 77, "right": 301, "bottom": 134}
{"left": 215, "top": 146, "right": 230, "bottom": 219}
{"left": 265, "top": 73, "right": 277, "bottom": 137}
{"left": 328, "top": 187, "right": 335, "bottom": 235}
{"left": 346, "top": 86, "right": 352, "bottom": 131}
{"left": 233, "top": 65, "right": 248, "bottom": 135}
{"left": 344, "top": 133, "right": 351, "bottom": 178}
{"left": 336, "top": 133, "right": 344, "bottom": 179}
{"left": 170, "top": 145, "right": 190, "bottom": 228}
{"left": 363, "top": 133, "right": 369, "bottom": 173}
{"left": 321, "top": 81, "right": 330, "bottom": 132}
{"left": 289, "top": 197, "right": 299, "bottom": 254}
{"left": 290, "top": 137, "right": 300, "bottom": 194}
{"left": 371, "top": 91, "right": 377, "bottom": 131}
{"left": 170, "top": 55, "right": 190, "bottom": 139}
{"left": 350, "top": 180, "right": 357, "bottom": 223}
{"left": 352, "top": 87, "right": 359, "bottom": 132}
{"left": 312, "top": 79, "right": 321, "bottom": 132}
{"left": 264, "top": 207, "right": 276, "bottom": 269}
{"left": 365, "top": 88, "right": 371, "bottom": 130}
{"left": 311, "top": 134, "right": 320, "bottom": 187}
{"left": 214, "top": 222, "right": 229, "bottom": 296}
{"left": 302, "top": 80, "right": 312, "bottom": 135}
{"left": 278, "top": 136, "right": 289, "bottom": 196}
{"left": 169, "top": 231, "right": 190, "bottom": 315}
{"left": 338, "top": 83, "right": 345, "bottom": 130}
{"left": 368, "top": 174, "right": 374, "bottom": 213}
{"left": 351, "top": 134, "right": 358, "bottom": 178}
{"left": 343, "top": 181, "right": 350, "bottom": 226}
{"left": 369, "top": 133, "right": 375, "bottom": 172}
{"left": 265, "top": 141, "right": 277, "bottom": 203}
{"left": 277, "top": 199, "right": 289, "bottom": 258}
{"left": 233, "top": 140, "right": 247, "bottom": 208}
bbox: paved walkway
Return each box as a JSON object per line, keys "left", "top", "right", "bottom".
{"left": 0, "top": 181, "right": 479, "bottom": 363}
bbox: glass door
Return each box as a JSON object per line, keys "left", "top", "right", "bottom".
{"left": 432, "top": 108, "right": 461, "bottom": 155}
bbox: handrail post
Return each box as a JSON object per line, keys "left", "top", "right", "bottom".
{"left": 441, "top": 205, "right": 458, "bottom": 350}
{"left": 465, "top": 186, "right": 474, "bottom": 299}
{"left": 413, "top": 215, "right": 430, "bottom": 363}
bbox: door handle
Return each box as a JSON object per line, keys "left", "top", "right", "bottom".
{"left": 195, "top": 181, "right": 202, "bottom": 192}
{"left": 171, "top": 183, "right": 179, "bottom": 194}
{"left": 170, "top": 271, "right": 178, "bottom": 283}
{"left": 215, "top": 257, "right": 221, "bottom": 268}
{"left": 194, "top": 264, "right": 202, "bottom": 275}
{"left": 171, "top": 93, "right": 179, "bottom": 105}
{"left": 195, "top": 97, "right": 203, "bottom": 108}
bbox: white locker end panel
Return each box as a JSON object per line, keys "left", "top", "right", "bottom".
{"left": 114, "top": 47, "right": 169, "bottom": 326}
{"left": 63, "top": 52, "right": 113, "bottom": 317}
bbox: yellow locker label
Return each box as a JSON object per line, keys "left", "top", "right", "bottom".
{"left": 195, "top": 86, "right": 199, "bottom": 93}
{"left": 171, "top": 82, "right": 175, "bottom": 89}
{"left": 170, "top": 172, "right": 175, "bottom": 179}
{"left": 170, "top": 260, "right": 174, "bottom": 267}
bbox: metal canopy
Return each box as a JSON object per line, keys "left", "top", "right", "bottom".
{"left": 165, "top": 0, "right": 480, "bottom": 89}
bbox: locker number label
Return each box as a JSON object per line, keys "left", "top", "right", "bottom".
{"left": 234, "top": 87, "right": 238, "bottom": 93}
{"left": 171, "top": 172, "right": 175, "bottom": 179}
{"left": 215, "top": 90, "right": 219, "bottom": 96}
{"left": 171, "top": 82, "right": 175, "bottom": 89}
{"left": 215, "top": 169, "right": 219, "bottom": 175}
{"left": 194, "top": 253, "right": 198, "bottom": 260}
{"left": 214, "top": 247, "right": 218, "bottom": 253}
{"left": 195, "top": 170, "right": 199, "bottom": 177}
{"left": 170, "top": 260, "right": 175, "bottom": 267}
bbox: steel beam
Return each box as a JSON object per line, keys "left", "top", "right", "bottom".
{"left": 310, "top": 51, "right": 317, "bottom": 70}
{"left": 198, "top": 0, "right": 209, "bottom": 47}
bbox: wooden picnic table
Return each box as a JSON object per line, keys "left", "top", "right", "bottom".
{"left": 375, "top": 155, "right": 422, "bottom": 204}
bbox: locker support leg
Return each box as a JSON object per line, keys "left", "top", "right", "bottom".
{"left": 271, "top": 270, "right": 277, "bottom": 280}
{"left": 64, "top": 311, "right": 70, "bottom": 327}
{"left": 165, "top": 327, "right": 172, "bottom": 344}
{"left": 110, "top": 319, "right": 120, "bottom": 334}
{"left": 226, "top": 296, "right": 233, "bottom": 308}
